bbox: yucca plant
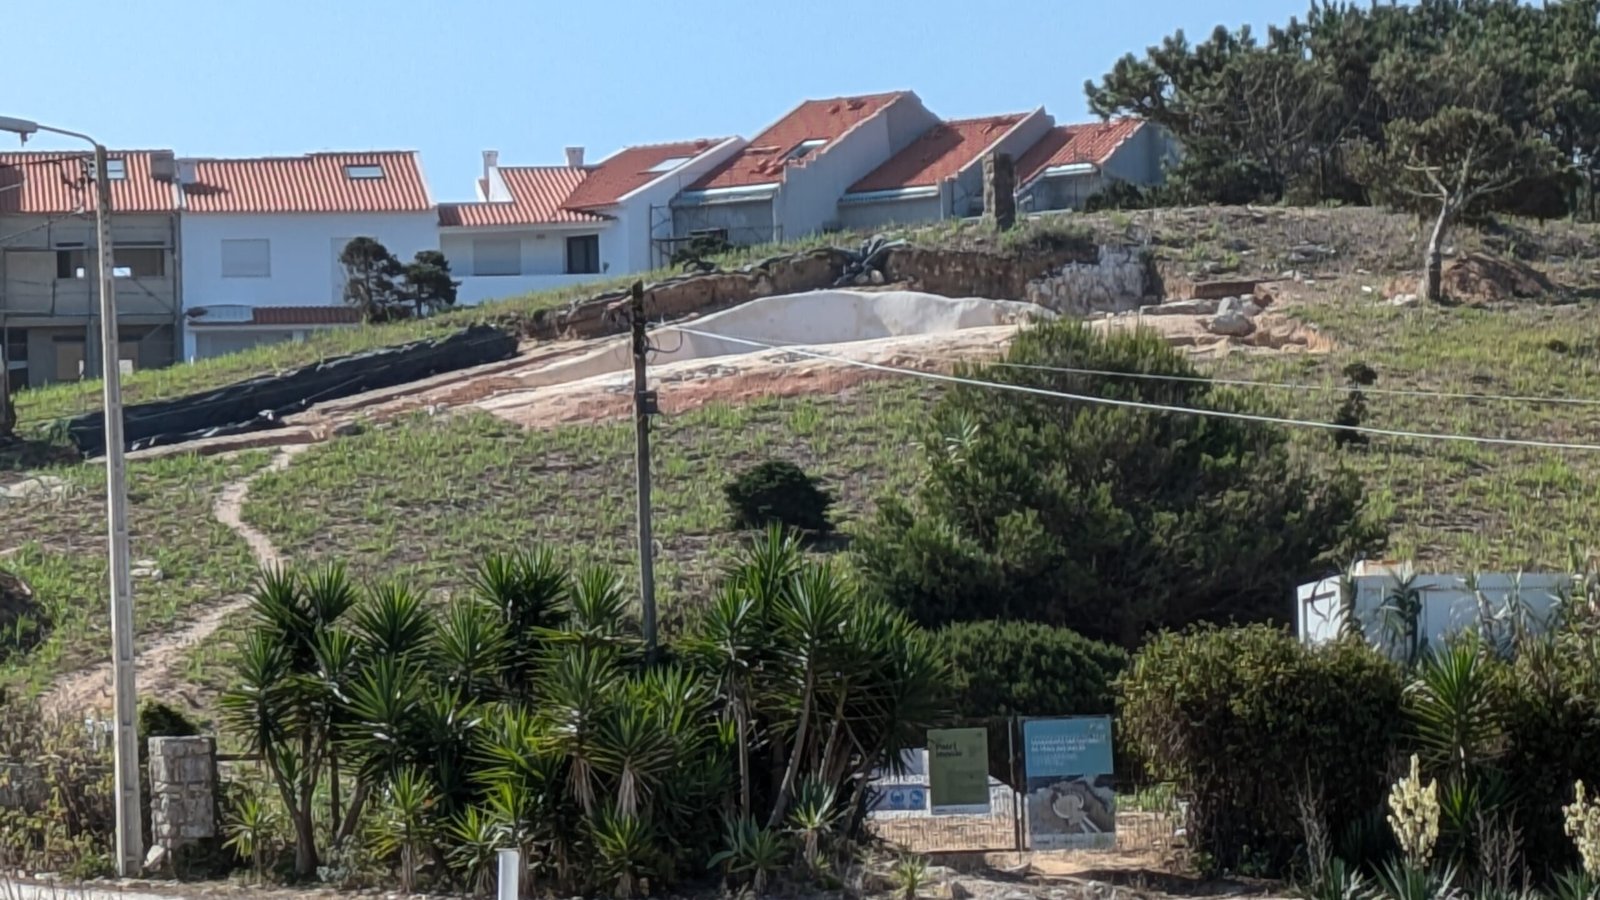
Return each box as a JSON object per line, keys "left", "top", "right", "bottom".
{"left": 787, "top": 775, "right": 838, "bottom": 877}
{"left": 432, "top": 596, "right": 510, "bottom": 702}
{"left": 1375, "top": 859, "right": 1459, "bottom": 900}
{"left": 768, "top": 561, "right": 854, "bottom": 826}
{"left": 540, "top": 643, "right": 622, "bottom": 815}
{"left": 591, "top": 806, "right": 658, "bottom": 899}
{"left": 351, "top": 581, "right": 434, "bottom": 660}
{"left": 1551, "top": 869, "right": 1600, "bottom": 900}
{"left": 710, "top": 816, "right": 788, "bottom": 894}
{"left": 1408, "top": 641, "right": 1504, "bottom": 784}
{"left": 369, "top": 766, "right": 437, "bottom": 895}
{"left": 446, "top": 805, "right": 504, "bottom": 897}
{"left": 1296, "top": 857, "right": 1373, "bottom": 900}
{"left": 470, "top": 548, "right": 569, "bottom": 696}
{"left": 892, "top": 853, "right": 929, "bottom": 900}
{"left": 222, "top": 786, "right": 281, "bottom": 882}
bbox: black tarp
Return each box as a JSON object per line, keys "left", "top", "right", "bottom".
{"left": 68, "top": 324, "right": 517, "bottom": 457}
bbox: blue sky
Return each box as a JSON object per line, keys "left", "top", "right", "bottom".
{"left": 6, "top": 0, "right": 1302, "bottom": 201}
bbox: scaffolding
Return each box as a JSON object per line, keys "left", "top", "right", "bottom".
{"left": 649, "top": 203, "right": 781, "bottom": 269}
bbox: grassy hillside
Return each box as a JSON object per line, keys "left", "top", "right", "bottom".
{"left": 7, "top": 206, "right": 1600, "bottom": 710}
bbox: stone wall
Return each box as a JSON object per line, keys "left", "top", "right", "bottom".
{"left": 1023, "top": 245, "right": 1156, "bottom": 316}
{"left": 148, "top": 736, "right": 217, "bottom": 853}
{"left": 528, "top": 235, "right": 1123, "bottom": 343}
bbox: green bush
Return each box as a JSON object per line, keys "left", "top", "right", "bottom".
{"left": 1119, "top": 625, "right": 1405, "bottom": 875}
{"left": 723, "top": 460, "right": 834, "bottom": 533}
{"left": 854, "top": 321, "right": 1381, "bottom": 648}
{"left": 1499, "top": 619, "right": 1600, "bottom": 874}
{"left": 934, "top": 620, "right": 1126, "bottom": 719}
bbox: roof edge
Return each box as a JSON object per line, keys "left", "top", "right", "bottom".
{"left": 611, "top": 136, "right": 747, "bottom": 207}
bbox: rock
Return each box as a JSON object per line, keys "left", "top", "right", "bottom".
{"left": 1217, "top": 296, "right": 1242, "bottom": 315}
{"left": 1143, "top": 297, "right": 1219, "bottom": 316}
{"left": 331, "top": 421, "right": 364, "bottom": 438}
{"left": 950, "top": 881, "right": 975, "bottom": 900}
{"left": 868, "top": 268, "right": 886, "bottom": 285}
{"left": 1389, "top": 293, "right": 1420, "bottom": 308}
{"left": 1240, "top": 299, "right": 1263, "bottom": 317}
{"left": 131, "top": 559, "right": 164, "bottom": 581}
{"left": 1360, "top": 285, "right": 1374, "bottom": 294}
{"left": 0, "top": 475, "right": 70, "bottom": 502}
{"left": 1289, "top": 242, "right": 1336, "bottom": 263}
{"left": 1189, "top": 278, "right": 1260, "bottom": 300}
{"left": 1207, "top": 311, "right": 1256, "bottom": 337}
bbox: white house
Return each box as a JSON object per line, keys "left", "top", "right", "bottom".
{"left": 837, "top": 109, "right": 1054, "bottom": 229}
{"left": 438, "top": 137, "right": 743, "bottom": 304}
{"left": 671, "top": 91, "right": 942, "bottom": 247}
{"left": 177, "top": 151, "right": 438, "bottom": 360}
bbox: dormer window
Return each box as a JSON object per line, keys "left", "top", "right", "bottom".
{"left": 85, "top": 158, "right": 127, "bottom": 181}
{"left": 785, "top": 139, "right": 827, "bottom": 162}
{"left": 344, "top": 164, "right": 385, "bottom": 179}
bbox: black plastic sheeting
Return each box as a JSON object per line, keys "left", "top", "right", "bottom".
{"left": 68, "top": 324, "right": 518, "bottom": 457}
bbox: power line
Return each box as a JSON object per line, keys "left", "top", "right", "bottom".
{"left": 985, "top": 361, "right": 1600, "bottom": 408}
{"left": 663, "top": 325, "right": 1600, "bottom": 453}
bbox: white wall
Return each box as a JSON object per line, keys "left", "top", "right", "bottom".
{"left": 610, "top": 137, "right": 746, "bottom": 274}
{"left": 455, "top": 273, "right": 607, "bottom": 305}
{"left": 1101, "top": 125, "right": 1180, "bottom": 185}
{"left": 775, "top": 95, "right": 941, "bottom": 239}
{"left": 181, "top": 211, "right": 439, "bottom": 311}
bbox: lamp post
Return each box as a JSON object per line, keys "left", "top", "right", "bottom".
{"left": 0, "top": 115, "right": 142, "bottom": 877}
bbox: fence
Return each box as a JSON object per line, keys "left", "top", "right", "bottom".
{"left": 862, "top": 717, "right": 1186, "bottom": 866}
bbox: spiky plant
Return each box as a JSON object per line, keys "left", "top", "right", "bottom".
{"left": 787, "top": 775, "right": 838, "bottom": 877}
{"left": 446, "top": 805, "right": 504, "bottom": 898}
{"left": 431, "top": 596, "right": 510, "bottom": 702}
{"left": 591, "top": 806, "right": 658, "bottom": 899}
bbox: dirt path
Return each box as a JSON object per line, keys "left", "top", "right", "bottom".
{"left": 42, "top": 446, "right": 304, "bottom": 716}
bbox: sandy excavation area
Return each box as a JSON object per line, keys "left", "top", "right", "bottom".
{"left": 126, "top": 288, "right": 1326, "bottom": 460}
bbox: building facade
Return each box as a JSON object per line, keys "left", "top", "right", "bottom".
{"left": 178, "top": 151, "right": 437, "bottom": 360}
{"left": 0, "top": 150, "right": 183, "bottom": 388}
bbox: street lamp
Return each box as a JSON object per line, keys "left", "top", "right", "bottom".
{"left": 0, "top": 115, "right": 142, "bottom": 877}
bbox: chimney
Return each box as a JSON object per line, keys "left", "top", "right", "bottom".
{"left": 175, "top": 159, "right": 197, "bottom": 185}
{"left": 482, "top": 149, "right": 499, "bottom": 180}
{"left": 565, "top": 146, "right": 585, "bottom": 168}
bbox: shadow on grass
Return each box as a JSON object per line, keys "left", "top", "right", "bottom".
{"left": 0, "top": 434, "right": 80, "bottom": 473}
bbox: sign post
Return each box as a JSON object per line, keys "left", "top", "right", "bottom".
{"left": 1021, "top": 717, "right": 1115, "bottom": 849}
{"left": 927, "top": 727, "right": 991, "bottom": 816}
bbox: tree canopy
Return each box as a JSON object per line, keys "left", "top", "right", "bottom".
{"left": 1088, "top": 0, "right": 1593, "bottom": 216}
{"left": 852, "top": 321, "right": 1383, "bottom": 648}
{"left": 340, "top": 238, "right": 460, "bottom": 322}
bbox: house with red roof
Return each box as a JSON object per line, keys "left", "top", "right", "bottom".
{"left": 669, "top": 92, "right": 941, "bottom": 250}
{"left": 0, "top": 150, "right": 184, "bottom": 387}
{"left": 438, "top": 136, "right": 742, "bottom": 304}
{"left": 1015, "top": 118, "right": 1176, "bottom": 213}
{"left": 836, "top": 109, "right": 1055, "bottom": 229}
{"left": 175, "top": 151, "right": 439, "bottom": 360}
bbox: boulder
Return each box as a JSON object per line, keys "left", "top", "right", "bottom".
{"left": 1389, "top": 293, "right": 1421, "bottom": 308}
{"left": 1142, "top": 297, "right": 1219, "bottom": 316}
{"left": 1207, "top": 311, "right": 1256, "bottom": 337}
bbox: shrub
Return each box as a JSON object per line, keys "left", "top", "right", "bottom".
{"left": 934, "top": 620, "right": 1126, "bottom": 719}
{"left": 1119, "top": 625, "right": 1405, "bottom": 875}
{"left": 854, "top": 321, "right": 1382, "bottom": 648}
{"left": 723, "top": 460, "right": 834, "bottom": 533}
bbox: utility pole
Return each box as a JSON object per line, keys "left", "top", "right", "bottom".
{"left": 94, "top": 142, "right": 143, "bottom": 877}
{"left": 629, "top": 281, "right": 658, "bottom": 657}
{"left": 0, "top": 116, "right": 141, "bottom": 875}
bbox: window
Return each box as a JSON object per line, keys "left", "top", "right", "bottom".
{"left": 785, "top": 139, "right": 827, "bottom": 162}
{"left": 344, "top": 164, "right": 385, "bottom": 179}
{"left": 56, "top": 248, "right": 87, "bottom": 279}
{"left": 565, "top": 235, "right": 600, "bottom": 275}
{"left": 472, "top": 236, "right": 522, "bottom": 276}
{"left": 115, "top": 245, "right": 165, "bottom": 278}
{"left": 221, "top": 239, "right": 271, "bottom": 278}
{"left": 646, "top": 156, "right": 692, "bottom": 173}
{"left": 84, "top": 158, "right": 127, "bottom": 181}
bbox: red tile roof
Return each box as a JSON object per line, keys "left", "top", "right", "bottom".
{"left": 691, "top": 92, "right": 906, "bottom": 190}
{"left": 1015, "top": 119, "right": 1144, "bottom": 185}
{"left": 189, "top": 306, "right": 363, "bottom": 327}
{"left": 438, "top": 166, "right": 604, "bottom": 227}
{"left": 564, "top": 138, "right": 727, "bottom": 210}
{"left": 183, "top": 151, "right": 431, "bottom": 214}
{"left": 0, "top": 151, "right": 177, "bottom": 214}
{"left": 848, "top": 114, "right": 1026, "bottom": 193}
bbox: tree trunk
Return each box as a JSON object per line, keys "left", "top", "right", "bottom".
{"left": 336, "top": 778, "right": 372, "bottom": 845}
{"left": 1423, "top": 201, "right": 1453, "bottom": 304}
{"left": 328, "top": 747, "right": 343, "bottom": 840}
{"left": 767, "top": 665, "right": 816, "bottom": 828}
{"left": 735, "top": 703, "right": 751, "bottom": 818}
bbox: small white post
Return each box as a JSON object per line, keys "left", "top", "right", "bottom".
{"left": 497, "top": 847, "right": 521, "bottom": 900}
